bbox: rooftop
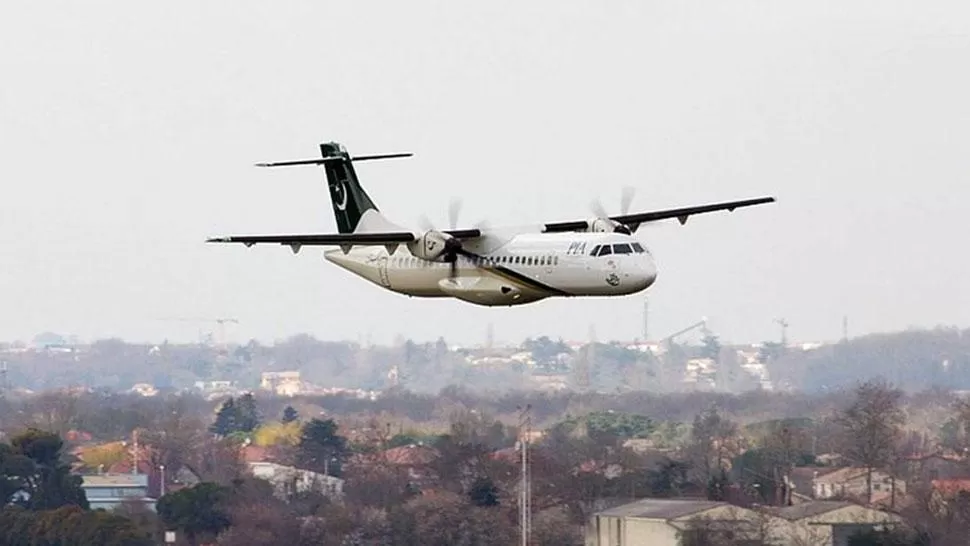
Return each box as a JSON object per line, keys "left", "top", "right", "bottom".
{"left": 769, "top": 501, "right": 853, "bottom": 521}
{"left": 81, "top": 473, "right": 148, "bottom": 488}
{"left": 598, "top": 498, "right": 725, "bottom": 520}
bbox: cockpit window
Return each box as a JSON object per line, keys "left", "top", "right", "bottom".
{"left": 589, "top": 245, "right": 600, "bottom": 256}
{"left": 598, "top": 245, "right": 612, "bottom": 257}
{"left": 613, "top": 243, "right": 633, "bottom": 255}
{"left": 631, "top": 242, "right": 645, "bottom": 253}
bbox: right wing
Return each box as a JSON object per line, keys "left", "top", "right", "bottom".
{"left": 543, "top": 196, "right": 776, "bottom": 233}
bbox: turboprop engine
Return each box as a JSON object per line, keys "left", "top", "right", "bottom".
{"left": 588, "top": 217, "right": 632, "bottom": 234}
{"left": 407, "top": 230, "right": 461, "bottom": 262}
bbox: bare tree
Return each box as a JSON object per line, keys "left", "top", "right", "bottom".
{"left": 687, "top": 406, "right": 742, "bottom": 488}
{"left": 835, "top": 379, "right": 906, "bottom": 504}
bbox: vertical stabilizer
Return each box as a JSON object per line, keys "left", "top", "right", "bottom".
{"left": 319, "top": 142, "right": 379, "bottom": 234}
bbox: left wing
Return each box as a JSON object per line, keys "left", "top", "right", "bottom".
{"left": 543, "top": 196, "right": 775, "bottom": 233}
{"left": 206, "top": 229, "right": 483, "bottom": 250}
{"left": 207, "top": 232, "right": 417, "bottom": 246}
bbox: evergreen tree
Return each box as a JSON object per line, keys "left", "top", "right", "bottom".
{"left": 297, "top": 418, "right": 349, "bottom": 476}
{"left": 468, "top": 476, "right": 500, "bottom": 507}
{"left": 157, "top": 482, "right": 232, "bottom": 546}
{"left": 5, "top": 428, "right": 89, "bottom": 510}
{"left": 235, "top": 393, "right": 260, "bottom": 433}
{"left": 210, "top": 397, "right": 239, "bottom": 436}
{"left": 281, "top": 405, "right": 299, "bottom": 424}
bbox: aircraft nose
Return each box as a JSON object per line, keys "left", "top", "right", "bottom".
{"left": 635, "top": 255, "right": 658, "bottom": 290}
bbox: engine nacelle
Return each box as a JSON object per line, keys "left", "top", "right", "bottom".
{"left": 407, "top": 230, "right": 455, "bottom": 261}
{"left": 587, "top": 217, "right": 632, "bottom": 235}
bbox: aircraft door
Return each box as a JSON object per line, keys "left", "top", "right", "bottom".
{"left": 377, "top": 256, "right": 391, "bottom": 288}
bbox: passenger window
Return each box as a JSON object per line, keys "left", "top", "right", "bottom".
{"left": 613, "top": 243, "right": 633, "bottom": 255}
{"left": 598, "top": 245, "right": 612, "bottom": 257}
{"left": 632, "top": 242, "right": 645, "bottom": 253}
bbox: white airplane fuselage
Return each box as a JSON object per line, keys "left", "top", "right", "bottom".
{"left": 324, "top": 230, "right": 657, "bottom": 307}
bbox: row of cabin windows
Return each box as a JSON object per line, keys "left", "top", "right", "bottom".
{"left": 590, "top": 242, "right": 647, "bottom": 257}
{"left": 390, "top": 254, "right": 560, "bottom": 268}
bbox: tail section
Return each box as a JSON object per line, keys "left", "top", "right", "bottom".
{"left": 255, "top": 142, "right": 412, "bottom": 234}
{"left": 318, "top": 142, "right": 378, "bottom": 234}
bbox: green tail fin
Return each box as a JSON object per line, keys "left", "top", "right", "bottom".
{"left": 319, "top": 142, "right": 379, "bottom": 234}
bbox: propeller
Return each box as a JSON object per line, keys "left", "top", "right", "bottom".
{"left": 591, "top": 185, "right": 638, "bottom": 233}
{"left": 418, "top": 197, "right": 477, "bottom": 281}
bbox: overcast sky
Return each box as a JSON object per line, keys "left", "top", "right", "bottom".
{"left": 1, "top": 1, "right": 968, "bottom": 347}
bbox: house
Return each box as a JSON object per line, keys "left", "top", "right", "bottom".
{"left": 260, "top": 371, "right": 303, "bottom": 396}
{"left": 585, "top": 498, "right": 767, "bottom": 546}
{"left": 82, "top": 473, "right": 157, "bottom": 512}
{"left": 926, "top": 478, "right": 970, "bottom": 515}
{"left": 764, "top": 501, "right": 903, "bottom": 546}
{"left": 812, "top": 467, "right": 906, "bottom": 505}
{"left": 247, "top": 461, "right": 344, "bottom": 501}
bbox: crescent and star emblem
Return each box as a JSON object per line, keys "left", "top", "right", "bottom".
{"left": 331, "top": 179, "right": 349, "bottom": 211}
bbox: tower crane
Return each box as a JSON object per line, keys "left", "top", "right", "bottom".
{"left": 775, "top": 318, "right": 789, "bottom": 347}
{"left": 660, "top": 317, "right": 710, "bottom": 350}
{"left": 159, "top": 317, "right": 239, "bottom": 348}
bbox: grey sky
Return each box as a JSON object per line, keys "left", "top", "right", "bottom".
{"left": 1, "top": 1, "right": 968, "bottom": 347}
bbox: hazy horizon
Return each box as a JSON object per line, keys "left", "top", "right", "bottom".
{"left": 3, "top": 1, "right": 969, "bottom": 348}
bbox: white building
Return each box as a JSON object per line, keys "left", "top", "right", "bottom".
{"left": 82, "top": 473, "right": 156, "bottom": 512}
{"left": 248, "top": 461, "right": 343, "bottom": 501}
{"left": 260, "top": 371, "right": 303, "bottom": 396}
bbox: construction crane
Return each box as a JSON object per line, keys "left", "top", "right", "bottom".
{"left": 660, "top": 317, "right": 710, "bottom": 349}
{"left": 159, "top": 317, "right": 239, "bottom": 348}
{"left": 775, "top": 318, "right": 789, "bottom": 347}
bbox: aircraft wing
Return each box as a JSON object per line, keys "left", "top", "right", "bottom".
{"left": 206, "top": 229, "right": 483, "bottom": 247}
{"left": 542, "top": 196, "right": 775, "bottom": 233}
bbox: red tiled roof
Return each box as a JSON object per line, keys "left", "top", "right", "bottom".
{"left": 241, "top": 445, "right": 275, "bottom": 463}
{"left": 932, "top": 479, "right": 970, "bottom": 496}
{"left": 383, "top": 445, "right": 438, "bottom": 465}
{"left": 491, "top": 447, "right": 519, "bottom": 463}
{"left": 64, "top": 430, "right": 94, "bottom": 443}
{"left": 108, "top": 459, "right": 155, "bottom": 475}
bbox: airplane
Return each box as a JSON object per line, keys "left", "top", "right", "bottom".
{"left": 207, "top": 142, "right": 775, "bottom": 307}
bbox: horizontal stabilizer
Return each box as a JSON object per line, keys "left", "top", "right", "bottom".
{"left": 256, "top": 153, "right": 412, "bottom": 168}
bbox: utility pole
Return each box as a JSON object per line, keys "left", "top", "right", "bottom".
{"left": 132, "top": 429, "right": 139, "bottom": 475}
{"left": 517, "top": 404, "right": 532, "bottom": 546}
